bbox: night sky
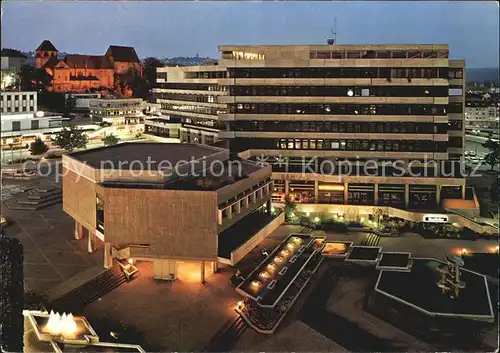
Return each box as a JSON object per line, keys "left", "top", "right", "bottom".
{"left": 1, "top": 1, "right": 498, "bottom": 68}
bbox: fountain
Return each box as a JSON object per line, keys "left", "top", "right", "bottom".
{"left": 45, "top": 311, "right": 78, "bottom": 336}
{"left": 437, "top": 256, "right": 466, "bottom": 298}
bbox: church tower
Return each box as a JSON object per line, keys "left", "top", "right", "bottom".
{"left": 35, "top": 40, "right": 58, "bottom": 68}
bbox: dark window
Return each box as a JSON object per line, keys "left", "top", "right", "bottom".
{"left": 31, "top": 120, "right": 39, "bottom": 130}
{"left": 391, "top": 51, "right": 406, "bottom": 58}
{"left": 449, "top": 137, "right": 463, "bottom": 148}
{"left": 12, "top": 121, "right": 21, "bottom": 131}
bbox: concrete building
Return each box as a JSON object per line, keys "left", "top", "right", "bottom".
{"left": 62, "top": 143, "right": 280, "bottom": 281}
{"left": 89, "top": 97, "right": 144, "bottom": 124}
{"left": 1, "top": 49, "right": 27, "bottom": 90}
{"left": 1, "top": 91, "right": 37, "bottom": 114}
{"left": 154, "top": 44, "right": 469, "bottom": 211}
{"left": 1, "top": 91, "right": 64, "bottom": 149}
{"left": 65, "top": 93, "right": 101, "bottom": 112}
{"left": 465, "top": 101, "right": 499, "bottom": 134}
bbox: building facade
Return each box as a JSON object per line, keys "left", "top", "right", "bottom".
{"left": 1, "top": 91, "right": 37, "bottom": 114}
{"left": 1, "top": 49, "right": 28, "bottom": 90}
{"left": 88, "top": 98, "right": 144, "bottom": 124}
{"left": 465, "top": 101, "right": 499, "bottom": 135}
{"left": 1, "top": 91, "right": 64, "bottom": 149}
{"left": 62, "top": 143, "right": 275, "bottom": 281}
{"left": 154, "top": 44, "right": 468, "bottom": 211}
{"left": 35, "top": 40, "right": 143, "bottom": 93}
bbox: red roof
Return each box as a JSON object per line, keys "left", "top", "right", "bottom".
{"left": 42, "top": 54, "right": 114, "bottom": 70}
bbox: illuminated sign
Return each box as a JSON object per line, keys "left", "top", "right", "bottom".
{"left": 423, "top": 214, "right": 449, "bottom": 223}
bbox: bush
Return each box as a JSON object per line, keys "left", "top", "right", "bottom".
{"left": 44, "top": 151, "right": 63, "bottom": 159}
{"left": 320, "top": 218, "right": 348, "bottom": 232}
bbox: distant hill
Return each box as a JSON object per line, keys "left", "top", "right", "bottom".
{"left": 161, "top": 56, "right": 216, "bottom": 66}
{"left": 466, "top": 68, "right": 499, "bottom": 84}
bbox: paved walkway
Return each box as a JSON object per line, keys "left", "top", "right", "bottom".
{"left": 83, "top": 262, "right": 241, "bottom": 352}
{"left": 2, "top": 202, "right": 101, "bottom": 293}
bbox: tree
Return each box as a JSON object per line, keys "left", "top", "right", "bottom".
{"left": 284, "top": 195, "right": 297, "bottom": 222}
{"left": 372, "top": 207, "right": 385, "bottom": 227}
{"left": 19, "top": 64, "right": 52, "bottom": 92}
{"left": 53, "top": 126, "right": 88, "bottom": 152}
{"left": 482, "top": 137, "right": 500, "bottom": 170}
{"left": 103, "top": 134, "right": 119, "bottom": 146}
{"left": 0, "top": 235, "right": 24, "bottom": 352}
{"left": 143, "top": 57, "right": 165, "bottom": 85}
{"left": 129, "top": 75, "right": 149, "bottom": 99}
{"left": 29, "top": 137, "right": 49, "bottom": 156}
{"left": 64, "top": 95, "right": 76, "bottom": 114}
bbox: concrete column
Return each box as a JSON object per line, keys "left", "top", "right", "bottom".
{"left": 227, "top": 206, "right": 233, "bottom": 220}
{"left": 461, "top": 185, "right": 466, "bottom": 200}
{"left": 405, "top": 184, "right": 410, "bottom": 209}
{"left": 212, "top": 261, "right": 218, "bottom": 273}
{"left": 374, "top": 184, "right": 379, "bottom": 205}
{"left": 104, "top": 242, "right": 113, "bottom": 269}
{"left": 285, "top": 180, "right": 290, "bottom": 199}
{"left": 235, "top": 201, "right": 241, "bottom": 215}
{"left": 201, "top": 260, "right": 205, "bottom": 284}
{"left": 343, "top": 183, "right": 348, "bottom": 205}
{"left": 87, "top": 231, "right": 95, "bottom": 253}
{"left": 314, "top": 181, "right": 319, "bottom": 203}
{"left": 74, "top": 221, "right": 83, "bottom": 240}
{"left": 244, "top": 196, "right": 249, "bottom": 208}
{"left": 217, "top": 210, "right": 223, "bottom": 225}
{"left": 436, "top": 185, "right": 442, "bottom": 207}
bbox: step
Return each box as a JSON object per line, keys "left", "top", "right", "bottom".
{"left": 28, "top": 188, "right": 62, "bottom": 199}
{"left": 27, "top": 193, "right": 62, "bottom": 202}
{"left": 3, "top": 199, "right": 38, "bottom": 210}
{"left": 35, "top": 198, "right": 62, "bottom": 210}
{"left": 17, "top": 194, "right": 61, "bottom": 205}
{"left": 47, "top": 266, "right": 127, "bottom": 313}
{"left": 46, "top": 266, "right": 107, "bottom": 302}
{"left": 36, "top": 187, "right": 61, "bottom": 193}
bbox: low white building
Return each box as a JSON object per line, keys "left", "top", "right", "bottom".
{"left": 1, "top": 91, "right": 37, "bottom": 114}
{"left": 65, "top": 93, "right": 101, "bottom": 112}
{"left": 1, "top": 112, "right": 65, "bottom": 148}
{"left": 465, "top": 102, "right": 500, "bottom": 133}
{"left": 89, "top": 97, "right": 144, "bottom": 124}
{"left": 1, "top": 91, "right": 65, "bottom": 149}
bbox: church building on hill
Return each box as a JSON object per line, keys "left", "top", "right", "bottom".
{"left": 35, "top": 40, "right": 143, "bottom": 93}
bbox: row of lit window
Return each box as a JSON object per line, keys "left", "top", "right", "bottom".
{"left": 227, "top": 67, "right": 454, "bottom": 79}
{"left": 230, "top": 103, "right": 454, "bottom": 115}
{"left": 161, "top": 104, "right": 226, "bottom": 115}
{"left": 231, "top": 138, "right": 449, "bottom": 152}
{"left": 228, "top": 85, "right": 453, "bottom": 97}
{"left": 308, "top": 49, "right": 449, "bottom": 60}
{"left": 156, "top": 93, "right": 217, "bottom": 103}
{"left": 229, "top": 121, "right": 449, "bottom": 134}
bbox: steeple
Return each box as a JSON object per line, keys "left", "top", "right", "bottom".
{"left": 35, "top": 40, "right": 58, "bottom": 68}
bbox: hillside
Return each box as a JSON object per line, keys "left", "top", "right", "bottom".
{"left": 466, "top": 68, "right": 499, "bottom": 84}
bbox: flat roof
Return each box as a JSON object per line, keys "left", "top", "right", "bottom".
{"left": 69, "top": 142, "right": 223, "bottom": 170}
{"left": 219, "top": 44, "right": 450, "bottom": 51}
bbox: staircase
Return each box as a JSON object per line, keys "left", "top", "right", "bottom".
{"left": 204, "top": 316, "right": 247, "bottom": 352}
{"left": 46, "top": 265, "right": 127, "bottom": 314}
{"left": 360, "top": 233, "right": 381, "bottom": 247}
{"left": 299, "top": 226, "right": 314, "bottom": 234}
{"left": 3, "top": 187, "right": 62, "bottom": 210}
